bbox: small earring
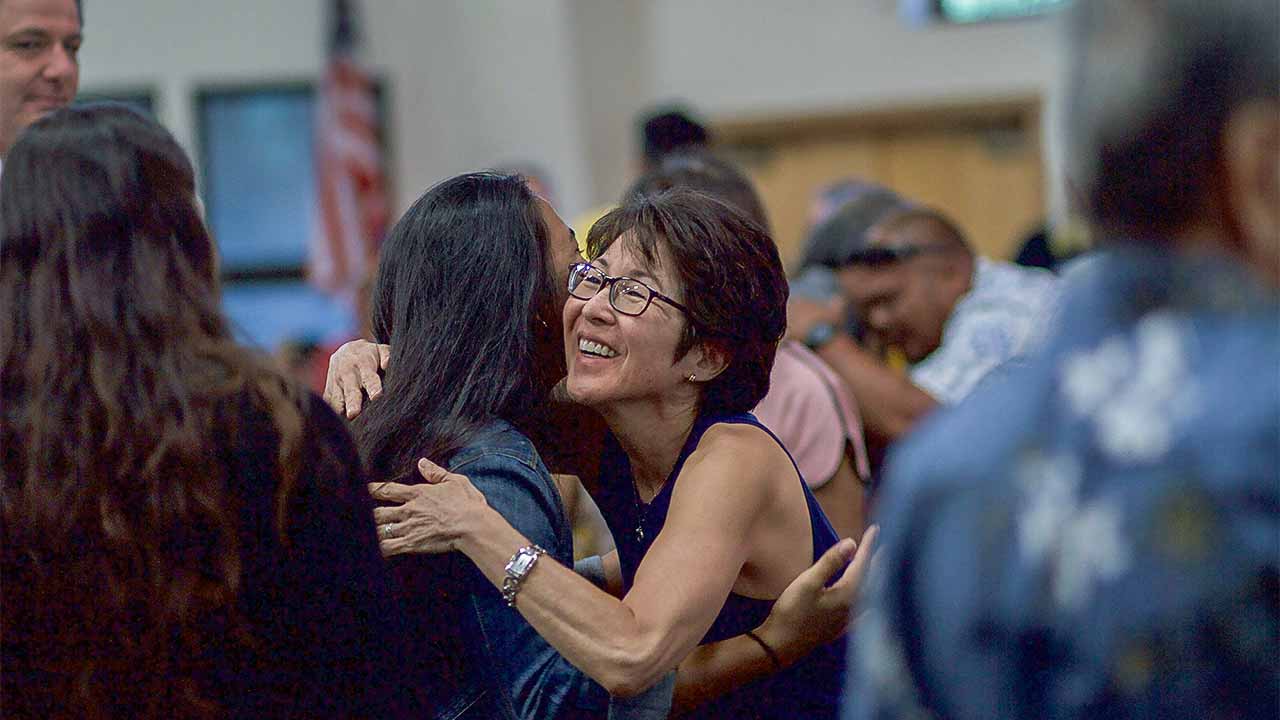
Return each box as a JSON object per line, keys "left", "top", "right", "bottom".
{"left": 687, "top": 373, "right": 697, "bottom": 382}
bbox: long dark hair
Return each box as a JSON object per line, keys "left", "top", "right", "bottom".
{"left": 0, "top": 105, "right": 303, "bottom": 717}
{"left": 354, "top": 172, "right": 560, "bottom": 482}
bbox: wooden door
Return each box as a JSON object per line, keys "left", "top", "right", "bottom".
{"left": 716, "top": 97, "right": 1045, "bottom": 270}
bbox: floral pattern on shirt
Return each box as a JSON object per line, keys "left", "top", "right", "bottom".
{"left": 844, "top": 247, "right": 1279, "bottom": 720}
{"left": 911, "top": 257, "right": 1059, "bottom": 404}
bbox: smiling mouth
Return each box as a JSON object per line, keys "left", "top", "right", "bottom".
{"left": 578, "top": 338, "right": 618, "bottom": 358}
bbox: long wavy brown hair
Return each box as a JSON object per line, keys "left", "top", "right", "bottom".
{"left": 0, "top": 105, "right": 302, "bottom": 717}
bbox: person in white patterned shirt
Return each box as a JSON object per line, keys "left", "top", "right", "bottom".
{"left": 838, "top": 207, "right": 1059, "bottom": 405}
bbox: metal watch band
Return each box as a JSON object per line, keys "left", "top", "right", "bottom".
{"left": 501, "top": 544, "right": 546, "bottom": 607}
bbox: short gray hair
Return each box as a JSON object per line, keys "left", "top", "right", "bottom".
{"left": 1065, "top": 0, "right": 1278, "bottom": 240}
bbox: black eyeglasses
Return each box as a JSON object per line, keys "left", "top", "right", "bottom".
{"left": 567, "top": 262, "right": 689, "bottom": 317}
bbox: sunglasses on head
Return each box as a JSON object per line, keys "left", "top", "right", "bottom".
{"left": 843, "top": 244, "right": 948, "bottom": 267}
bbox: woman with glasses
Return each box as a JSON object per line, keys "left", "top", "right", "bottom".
{"left": 329, "top": 174, "right": 871, "bottom": 717}
{"left": 370, "top": 188, "right": 863, "bottom": 718}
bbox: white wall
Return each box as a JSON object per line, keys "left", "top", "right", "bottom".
{"left": 78, "top": 0, "right": 1065, "bottom": 220}
{"left": 642, "top": 0, "right": 1060, "bottom": 114}
{"left": 79, "top": 0, "right": 322, "bottom": 159}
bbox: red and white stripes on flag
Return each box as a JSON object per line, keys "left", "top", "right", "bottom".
{"left": 309, "top": 8, "right": 388, "bottom": 301}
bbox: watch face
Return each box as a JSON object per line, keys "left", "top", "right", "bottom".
{"left": 509, "top": 552, "right": 537, "bottom": 576}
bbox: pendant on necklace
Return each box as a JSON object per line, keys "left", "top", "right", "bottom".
{"left": 634, "top": 485, "right": 648, "bottom": 543}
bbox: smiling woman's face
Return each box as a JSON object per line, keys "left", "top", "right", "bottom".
{"left": 561, "top": 234, "right": 700, "bottom": 410}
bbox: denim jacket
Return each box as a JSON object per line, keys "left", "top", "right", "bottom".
{"left": 394, "top": 419, "right": 661, "bottom": 720}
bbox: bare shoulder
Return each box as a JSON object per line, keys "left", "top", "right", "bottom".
{"left": 665, "top": 421, "right": 795, "bottom": 533}
{"left": 682, "top": 421, "right": 794, "bottom": 489}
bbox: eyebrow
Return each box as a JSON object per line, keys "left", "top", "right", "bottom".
{"left": 592, "top": 257, "right": 665, "bottom": 289}
{"left": 5, "top": 28, "right": 82, "bottom": 43}
{"left": 627, "top": 269, "right": 663, "bottom": 289}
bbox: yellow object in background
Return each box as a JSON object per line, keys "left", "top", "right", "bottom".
{"left": 885, "top": 346, "right": 909, "bottom": 373}
{"left": 572, "top": 205, "right": 615, "bottom": 257}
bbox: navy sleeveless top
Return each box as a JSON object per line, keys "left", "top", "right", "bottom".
{"left": 595, "top": 412, "right": 846, "bottom": 719}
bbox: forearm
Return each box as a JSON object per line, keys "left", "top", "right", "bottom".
{"left": 670, "top": 608, "right": 806, "bottom": 714}
{"left": 671, "top": 636, "right": 775, "bottom": 714}
{"left": 456, "top": 506, "right": 679, "bottom": 697}
{"left": 817, "top": 335, "right": 937, "bottom": 441}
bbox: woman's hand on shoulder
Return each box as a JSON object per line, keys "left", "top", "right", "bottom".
{"left": 323, "top": 339, "right": 391, "bottom": 419}
{"left": 369, "top": 458, "right": 490, "bottom": 557}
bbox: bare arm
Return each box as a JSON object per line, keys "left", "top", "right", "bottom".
{"left": 371, "top": 471, "right": 877, "bottom": 709}
{"left": 375, "top": 427, "right": 796, "bottom": 697}
{"left": 815, "top": 334, "right": 937, "bottom": 443}
{"left": 785, "top": 297, "right": 936, "bottom": 444}
{"left": 670, "top": 526, "right": 877, "bottom": 714}
{"left": 811, "top": 452, "right": 868, "bottom": 541}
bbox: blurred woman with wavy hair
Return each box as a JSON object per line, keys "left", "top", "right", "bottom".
{"left": 0, "top": 105, "right": 409, "bottom": 718}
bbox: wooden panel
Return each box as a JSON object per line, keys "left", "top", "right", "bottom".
{"left": 718, "top": 100, "right": 1045, "bottom": 269}
{"left": 730, "top": 136, "right": 881, "bottom": 267}
{"left": 879, "top": 125, "right": 1043, "bottom": 259}
{"left": 716, "top": 95, "right": 1039, "bottom": 144}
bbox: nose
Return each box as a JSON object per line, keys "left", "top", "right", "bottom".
{"left": 866, "top": 306, "right": 893, "bottom": 333}
{"left": 579, "top": 286, "right": 617, "bottom": 324}
{"left": 42, "top": 44, "right": 78, "bottom": 84}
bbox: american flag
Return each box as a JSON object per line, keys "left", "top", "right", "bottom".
{"left": 309, "top": 0, "right": 389, "bottom": 301}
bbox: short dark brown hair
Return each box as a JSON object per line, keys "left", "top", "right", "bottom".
{"left": 868, "top": 207, "right": 971, "bottom": 256}
{"left": 586, "top": 188, "right": 787, "bottom": 416}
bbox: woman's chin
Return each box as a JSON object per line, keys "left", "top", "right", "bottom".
{"left": 565, "top": 377, "right": 607, "bottom": 409}
{"left": 563, "top": 377, "right": 590, "bottom": 404}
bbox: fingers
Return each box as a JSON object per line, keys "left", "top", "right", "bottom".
{"left": 342, "top": 379, "right": 365, "bottom": 420}
{"left": 377, "top": 529, "right": 452, "bottom": 557}
{"left": 378, "top": 535, "right": 411, "bottom": 558}
{"left": 798, "top": 536, "right": 858, "bottom": 590}
{"left": 368, "top": 481, "right": 419, "bottom": 503}
{"left": 358, "top": 363, "right": 384, "bottom": 405}
{"left": 325, "top": 340, "right": 388, "bottom": 420}
{"left": 372, "top": 505, "right": 410, "bottom": 524}
{"left": 417, "top": 457, "right": 453, "bottom": 484}
{"left": 356, "top": 345, "right": 386, "bottom": 404}
{"left": 829, "top": 525, "right": 879, "bottom": 595}
{"left": 322, "top": 365, "right": 344, "bottom": 416}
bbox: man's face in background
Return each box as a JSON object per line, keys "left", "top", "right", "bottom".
{"left": 0, "top": 0, "right": 81, "bottom": 156}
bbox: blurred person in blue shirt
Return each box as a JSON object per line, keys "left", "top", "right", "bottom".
{"left": 844, "top": 0, "right": 1279, "bottom": 718}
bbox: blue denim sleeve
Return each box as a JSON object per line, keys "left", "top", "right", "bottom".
{"left": 452, "top": 450, "right": 620, "bottom": 720}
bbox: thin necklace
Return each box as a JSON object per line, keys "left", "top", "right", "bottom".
{"left": 631, "top": 478, "right": 665, "bottom": 543}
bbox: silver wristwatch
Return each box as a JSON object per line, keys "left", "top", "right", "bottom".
{"left": 501, "top": 544, "right": 546, "bottom": 607}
